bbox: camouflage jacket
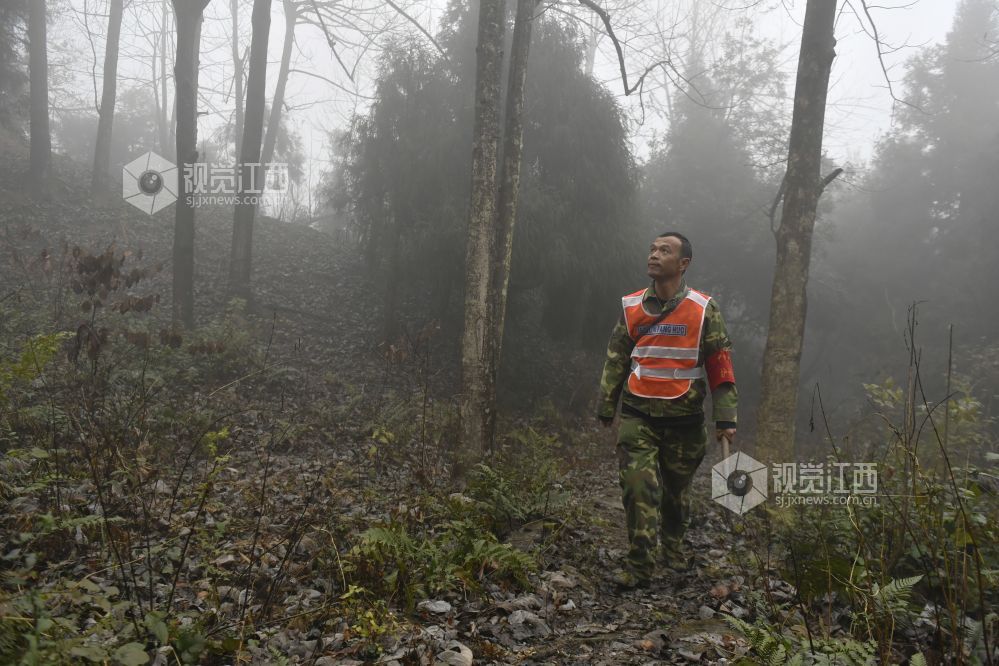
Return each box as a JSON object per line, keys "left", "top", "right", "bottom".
{"left": 597, "top": 281, "right": 738, "bottom": 427}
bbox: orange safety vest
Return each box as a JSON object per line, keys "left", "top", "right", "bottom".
{"left": 621, "top": 287, "right": 710, "bottom": 400}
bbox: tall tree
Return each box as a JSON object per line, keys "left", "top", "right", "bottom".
{"left": 28, "top": 0, "right": 50, "bottom": 197}
{"left": 485, "top": 0, "right": 535, "bottom": 443}
{"left": 229, "top": 0, "right": 272, "bottom": 301}
{"left": 491, "top": 0, "right": 535, "bottom": 373}
{"left": 756, "top": 0, "right": 841, "bottom": 462}
{"left": 260, "top": 0, "right": 297, "bottom": 166}
{"left": 156, "top": 0, "right": 174, "bottom": 158}
{"left": 172, "top": 0, "right": 211, "bottom": 328}
{"left": 458, "top": 0, "right": 505, "bottom": 478}
{"left": 91, "top": 0, "right": 126, "bottom": 201}
{"left": 230, "top": 0, "right": 244, "bottom": 160}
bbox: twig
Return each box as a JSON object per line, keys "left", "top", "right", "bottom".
{"left": 308, "top": 0, "right": 354, "bottom": 82}
{"left": 855, "top": 0, "right": 919, "bottom": 111}
{"left": 382, "top": 0, "right": 446, "bottom": 56}
{"left": 574, "top": 0, "right": 673, "bottom": 96}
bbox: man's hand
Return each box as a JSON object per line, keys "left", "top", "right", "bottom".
{"left": 716, "top": 428, "right": 736, "bottom": 446}
{"left": 598, "top": 415, "right": 614, "bottom": 428}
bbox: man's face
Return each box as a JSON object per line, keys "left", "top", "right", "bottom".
{"left": 647, "top": 235, "right": 689, "bottom": 280}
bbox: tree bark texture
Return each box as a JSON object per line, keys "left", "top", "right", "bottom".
{"left": 158, "top": 0, "right": 172, "bottom": 158}
{"left": 231, "top": 0, "right": 244, "bottom": 161}
{"left": 91, "top": 0, "right": 124, "bottom": 202}
{"left": 172, "top": 0, "right": 209, "bottom": 328}
{"left": 458, "top": 0, "right": 505, "bottom": 480}
{"left": 260, "top": 0, "right": 295, "bottom": 166}
{"left": 28, "top": 0, "right": 50, "bottom": 196}
{"left": 756, "top": 0, "right": 838, "bottom": 462}
{"left": 229, "top": 0, "right": 271, "bottom": 302}
{"left": 492, "top": 0, "right": 534, "bottom": 370}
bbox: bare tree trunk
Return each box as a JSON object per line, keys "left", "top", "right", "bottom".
{"left": 487, "top": 0, "right": 535, "bottom": 441}
{"left": 584, "top": 18, "right": 598, "bottom": 78}
{"left": 172, "top": 0, "right": 210, "bottom": 328}
{"left": 229, "top": 0, "right": 271, "bottom": 302}
{"left": 457, "top": 0, "right": 505, "bottom": 481}
{"left": 383, "top": 206, "right": 402, "bottom": 341}
{"left": 756, "top": 0, "right": 839, "bottom": 462}
{"left": 91, "top": 0, "right": 125, "bottom": 202}
{"left": 28, "top": 0, "right": 50, "bottom": 197}
{"left": 156, "top": 0, "right": 172, "bottom": 157}
{"left": 230, "top": 0, "right": 244, "bottom": 160}
{"left": 260, "top": 0, "right": 295, "bottom": 166}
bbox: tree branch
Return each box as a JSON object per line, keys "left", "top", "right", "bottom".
{"left": 382, "top": 0, "right": 446, "bottom": 57}
{"left": 575, "top": 0, "right": 677, "bottom": 96}
{"left": 288, "top": 68, "right": 376, "bottom": 99}
{"left": 819, "top": 166, "right": 844, "bottom": 193}
{"left": 855, "top": 0, "right": 919, "bottom": 111}
{"left": 308, "top": 0, "right": 354, "bottom": 82}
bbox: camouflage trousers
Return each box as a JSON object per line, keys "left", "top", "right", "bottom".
{"left": 617, "top": 414, "right": 707, "bottom": 577}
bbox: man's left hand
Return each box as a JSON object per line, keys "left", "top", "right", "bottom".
{"left": 716, "top": 428, "right": 736, "bottom": 446}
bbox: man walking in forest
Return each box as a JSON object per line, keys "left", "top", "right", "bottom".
{"left": 597, "top": 232, "right": 738, "bottom": 589}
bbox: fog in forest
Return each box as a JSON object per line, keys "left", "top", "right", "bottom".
{"left": 1, "top": 0, "right": 997, "bottom": 662}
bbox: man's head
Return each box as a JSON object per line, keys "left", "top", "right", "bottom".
{"left": 647, "top": 231, "right": 692, "bottom": 280}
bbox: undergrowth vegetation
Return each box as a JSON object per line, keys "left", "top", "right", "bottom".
{"left": 732, "top": 311, "right": 998, "bottom": 665}
{"left": 0, "top": 241, "right": 572, "bottom": 663}
{"left": 2, "top": 235, "right": 996, "bottom": 665}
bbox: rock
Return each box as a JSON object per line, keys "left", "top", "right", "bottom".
{"left": 559, "top": 599, "right": 576, "bottom": 611}
{"left": 698, "top": 605, "right": 716, "bottom": 620}
{"left": 418, "top": 600, "right": 453, "bottom": 615}
{"left": 497, "top": 593, "right": 543, "bottom": 612}
{"left": 720, "top": 600, "right": 748, "bottom": 619}
{"left": 677, "top": 647, "right": 705, "bottom": 661}
{"left": 376, "top": 648, "right": 408, "bottom": 663}
{"left": 422, "top": 624, "right": 455, "bottom": 649}
{"left": 508, "top": 610, "right": 551, "bottom": 640}
{"left": 545, "top": 571, "right": 576, "bottom": 589}
{"left": 216, "top": 585, "right": 245, "bottom": 603}
{"left": 435, "top": 640, "right": 473, "bottom": 666}
{"left": 296, "top": 535, "right": 320, "bottom": 556}
{"left": 289, "top": 639, "right": 317, "bottom": 657}
{"left": 213, "top": 553, "right": 237, "bottom": 568}
{"left": 637, "top": 628, "right": 668, "bottom": 652}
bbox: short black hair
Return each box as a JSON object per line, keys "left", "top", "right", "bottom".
{"left": 656, "top": 231, "right": 692, "bottom": 263}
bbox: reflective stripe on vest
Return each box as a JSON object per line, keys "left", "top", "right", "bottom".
{"left": 621, "top": 287, "right": 710, "bottom": 400}
{"left": 631, "top": 362, "right": 705, "bottom": 380}
{"left": 631, "top": 346, "right": 700, "bottom": 360}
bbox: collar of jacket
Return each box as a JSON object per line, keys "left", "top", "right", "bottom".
{"left": 643, "top": 280, "right": 689, "bottom": 314}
